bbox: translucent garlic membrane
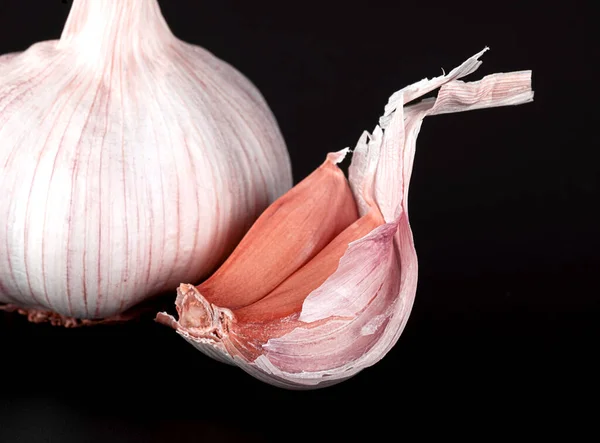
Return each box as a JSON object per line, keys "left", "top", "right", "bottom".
{"left": 158, "top": 48, "right": 534, "bottom": 389}
{"left": 0, "top": 0, "right": 292, "bottom": 322}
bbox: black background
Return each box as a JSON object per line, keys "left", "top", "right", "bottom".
{"left": 0, "top": 0, "right": 597, "bottom": 441}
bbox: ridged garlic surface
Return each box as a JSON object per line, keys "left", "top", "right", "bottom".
{"left": 0, "top": 0, "right": 292, "bottom": 321}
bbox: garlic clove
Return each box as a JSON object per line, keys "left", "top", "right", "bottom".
{"left": 158, "top": 50, "right": 533, "bottom": 389}
{"left": 233, "top": 208, "right": 385, "bottom": 324}
{"left": 194, "top": 151, "right": 359, "bottom": 310}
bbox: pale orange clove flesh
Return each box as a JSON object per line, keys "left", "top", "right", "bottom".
{"left": 234, "top": 208, "right": 385, "bottom": 324}
{"left": 196, "top": 153, "right": 359, "bottom": 310}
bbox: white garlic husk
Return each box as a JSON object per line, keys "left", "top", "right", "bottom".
{"left": 0, "top": 0, "right": 292, "bottom": 321}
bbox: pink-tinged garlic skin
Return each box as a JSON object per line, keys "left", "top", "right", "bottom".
{"left": 158, "top": 49, "right": 534, "bottom": 389}
{"left": 0, "top": 0, "right": 292, "bottom": 319}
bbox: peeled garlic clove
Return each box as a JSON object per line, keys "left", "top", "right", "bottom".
{"left": 0, "top": 0, "right": 292, "bottom": 322}
{"left": 196, "top": 151, "right": 359, "bottom": 309}
{"left": 233, "top": 208, "right": 385, "bottom": 323}
{"left": 158, "top": 50, "right": 533, "bottom": 389}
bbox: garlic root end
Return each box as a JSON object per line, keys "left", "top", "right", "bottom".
{"left": 0, "top": 304, "right": 142, "bottom": 327}
{"left": 156, "top": 284, "right": 234, "bottom": 342}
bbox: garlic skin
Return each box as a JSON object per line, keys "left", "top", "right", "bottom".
{"left": 158, "top": 49, "right": 534, "bottom": 389}
{"left": 0, "top": 0, "right": 292, "bottom": 321}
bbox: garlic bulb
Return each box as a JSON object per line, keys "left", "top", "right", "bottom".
{"left": 0, "top": 0, "right": 292, "bottom": 323}
{"left": 157, "top": 49, "right": 534, "bottom": 389}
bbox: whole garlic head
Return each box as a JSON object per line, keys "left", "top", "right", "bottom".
{"left": 0, "top": 0, "right": 292, "bottom": 321}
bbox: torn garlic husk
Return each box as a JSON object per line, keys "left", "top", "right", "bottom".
{"left": 157, "top": 48, "right": 534, "bottom": 389}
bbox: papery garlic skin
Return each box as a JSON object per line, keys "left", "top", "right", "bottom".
{"left": 158, "top": 49, "right": 533, "bottom": 389}
{"left": 0, "top": 0, "right": 292, "bottom": 320}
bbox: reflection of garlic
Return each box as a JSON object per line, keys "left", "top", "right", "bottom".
{"left": 158, "top": 49, "right": 534, "bottom": 389}
{"left": 0, "top": 0, "right": 292, "bottom": 324}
